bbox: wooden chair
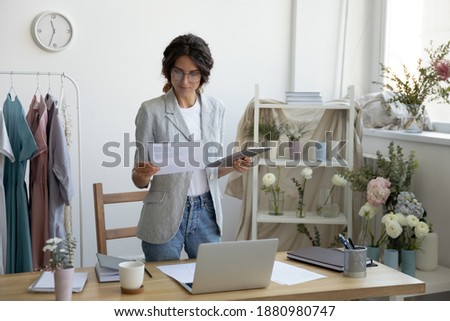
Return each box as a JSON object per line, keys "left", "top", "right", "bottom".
{"left": 93, "top": 183, "right": 147, "bottom": 255}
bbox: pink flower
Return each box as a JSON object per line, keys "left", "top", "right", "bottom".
{"left": 366, "top": 177, "right": 391, "bottom": 207}
{"left": 435, "top": 59, "right": 450, "bottom": 81}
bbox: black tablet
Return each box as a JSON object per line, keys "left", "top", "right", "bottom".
{"left": 206, "top": 147, "right": 270, "bottom": 167}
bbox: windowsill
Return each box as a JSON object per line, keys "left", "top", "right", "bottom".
{"left": 363, "top": 128, "right": 450, "bottom": 147}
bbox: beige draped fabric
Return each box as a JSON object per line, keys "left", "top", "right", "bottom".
{"left": 225, "top": 97, "right": 364, "bottom": 251}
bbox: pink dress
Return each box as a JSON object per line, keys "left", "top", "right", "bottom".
{"left": 26, "top": 95, "right": 49, "bottom": 269}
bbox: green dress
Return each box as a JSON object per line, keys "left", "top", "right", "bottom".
{"left": 3, "top": 94, "right": 37, "bottom": 273}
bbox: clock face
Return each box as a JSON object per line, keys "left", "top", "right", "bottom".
{"left": 32, "top": 12, "right": 73, "bottom": 52}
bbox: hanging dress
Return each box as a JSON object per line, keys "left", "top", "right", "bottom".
{"left": 46, "top": 93, "right": 73, "bottom": 239}
{"left": 3, "top": 94, "right": 38, "bottom": 273}
{"left": 0, "top": 104, "right": 15, "bottom": 274}
{"left": 26, "top": 95, "right": 49, "bottom": 269}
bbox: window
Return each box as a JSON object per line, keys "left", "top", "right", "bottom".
{"left": 384, "top": 0, "right": 450, "bottom": 131}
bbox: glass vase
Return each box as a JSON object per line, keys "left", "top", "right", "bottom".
{"left": 296, "top": 191, "right": 305, "bottom": 218}
{"left": 268, "top": 191, "right": 284, "bottom": 216}
{"left": 401, "top": 105, "right": 423, "bottom": 133}
{"left": 296, "top": 201, "right": 305, "bottom": 218}
{"left": 357, "top": 217, "right": 370, "bottom": 246}
{"left": 316, "top": 187, "right": 339, "bottom": 218}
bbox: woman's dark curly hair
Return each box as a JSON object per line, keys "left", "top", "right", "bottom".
{"left": 162, "top": 34, "right": 214, "bottom": 93}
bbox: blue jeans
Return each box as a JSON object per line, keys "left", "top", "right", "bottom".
{"left": 141, "top": 191, "right": 221, "bottom": 262}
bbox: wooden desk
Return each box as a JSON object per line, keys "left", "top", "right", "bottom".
{"left": 0, "top": 252, "right": 425, "bottom": 301}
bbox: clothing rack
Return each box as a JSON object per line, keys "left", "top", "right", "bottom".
{"left": 0, "top": 70, "right": 84, "bottom": 266}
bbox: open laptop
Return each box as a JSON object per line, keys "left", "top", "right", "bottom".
{"left": 175, "top": 238, "right": 278, "bottom": 294}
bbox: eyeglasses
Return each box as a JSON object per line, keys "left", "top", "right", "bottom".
{"left": 171, "top": 67, "right": 201, "bottom": 83}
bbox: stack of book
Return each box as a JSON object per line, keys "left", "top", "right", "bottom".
{"left": 285, "top": 91, "right": 323, "bottom": 105}
{"left": 95, "top": 253, "right": 130, "bottom": 283}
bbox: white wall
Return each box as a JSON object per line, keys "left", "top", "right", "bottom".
{"left": 1, "top": 0, "right": 384, "bottom": 267}
{"left": 0, "top": 0, "right": 294, "bottom": 266}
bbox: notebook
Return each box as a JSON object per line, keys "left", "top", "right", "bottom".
{"left": 287, "top": 247, "right": 374, "bottom": 272}
{"left": 95, "top": 253, "right": 132, "bottom": 283}
{"left": 96, "top": 253, "right": 130, "bottom": 270}
{"left": 158, "top": 239, "right": 278, "bottom": 294}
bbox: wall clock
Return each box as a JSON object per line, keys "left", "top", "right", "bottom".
{"left": 31, "top": 11, "right": 73, "bottom": 52}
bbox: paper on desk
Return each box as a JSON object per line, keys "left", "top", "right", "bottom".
{"left": 157, "top": 261, "right": 326, "bottom": 286}
{"left": 148, "top": 143, "right": 206, "bottom": 175}
{"left": 157, "top": 263, "right": 196, "bottom": 283}
{"left": 271, "top": 261, "right": 326, "bottom": 285}
{"left": 28, "top": 271, "right": 88, "bottom": 292}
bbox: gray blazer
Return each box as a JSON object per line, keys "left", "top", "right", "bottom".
{"left": 134, "top": 89, "right": 225, "bottom": 244}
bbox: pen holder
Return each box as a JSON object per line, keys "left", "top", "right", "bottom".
{"left": 343, "top": 246, "right": 367, "bottom": 278}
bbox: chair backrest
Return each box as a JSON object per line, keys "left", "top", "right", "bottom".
{"left": 93, "top": 183, "right": 147, "bottom": 255}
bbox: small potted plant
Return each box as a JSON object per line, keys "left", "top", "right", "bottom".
{"left": 43, "top": 233, "right": 77, "bottom": 301}
{"left": 281, "top": 120, "right": 310, "bottom": 160}
{"left": 248, "top": 120, "right": 282, "bottom": 160}
{"left": 375, "top": 40, "right": 450, "bottom": 132}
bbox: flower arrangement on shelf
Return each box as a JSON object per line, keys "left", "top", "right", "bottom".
{"left": 42, "top": 233, "right": 77, "bottom": 271}
{"left": 261, "top": 166, "right": 283, "bottom": 215}
{"left": 316, "top": 173, "right": 347, "bottom": 215}
{"left": 345, "top": 141, "right": 418, "bottom": 212}
{"left": 375, "top": 40, "right": 450, "bottom": 117}
{"left": 291, "top": 167, "right": 313, "bottom": 218}
{"left": 344, "top": 141, "right": 421, "bottom": 251}
{"left": 247, "top": 118, "right": 282, "bottom": 141}
{"left": 356, "top": 177, "right": 391, "bottom": 248}
{"left": 382, "top": 191, "right": 429, "bottom": 251}
{"left": 382, "top": 212, "right": 429, "bottom": 251}
{"left": 280, "top": 120, "right": 310, "bottom": 141}
{"left": 394, "top": 191, "right": 425, "bottom": 218}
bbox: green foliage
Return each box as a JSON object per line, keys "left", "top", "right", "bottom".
{"left": 280, "top": 120, "right": 310, "bottom": 141}
{"left": 374, "top": 40, "right": 450, "bottom": 116}
{"left": 343, "top": 166, "right": 376, "bottom": 192}
{"left": 246, "top": 120, "right": 282, "bottom": 141}
{"left": 291, "top": 176, "right": 305, "bottom": 209}
{"left": 297, "top": 225, "right": 348, "bottom": 248}
{"left": 297, "top": 224, "right": 321, "bottom": 247}
{"left": 42, "top": 233, "right": 77, "bottom": 270}
{"left": 344, "top": 141, "right": 418, "bottom": 210}
{"left": 376, "top": 142, "right": 418, "bottom": 197}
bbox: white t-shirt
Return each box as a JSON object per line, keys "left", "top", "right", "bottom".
{"left": 178, "top": 100, "right": 209, "bottom": 196}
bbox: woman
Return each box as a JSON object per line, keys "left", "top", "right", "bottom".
{"left": 132, "top": 34, "right": 250, "bottom": 261}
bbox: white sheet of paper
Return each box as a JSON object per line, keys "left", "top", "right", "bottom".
{"left": 148, "top": 143, "right": 206, "bottom": 175}
{"left": 157, "top": 261, "right": 326, "bottom": 287}
{"left": 156, "top": 263, "right": 196, "bottom": 284}
{"left": 271, "top": 261, "right": 326, "bottom": 285}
